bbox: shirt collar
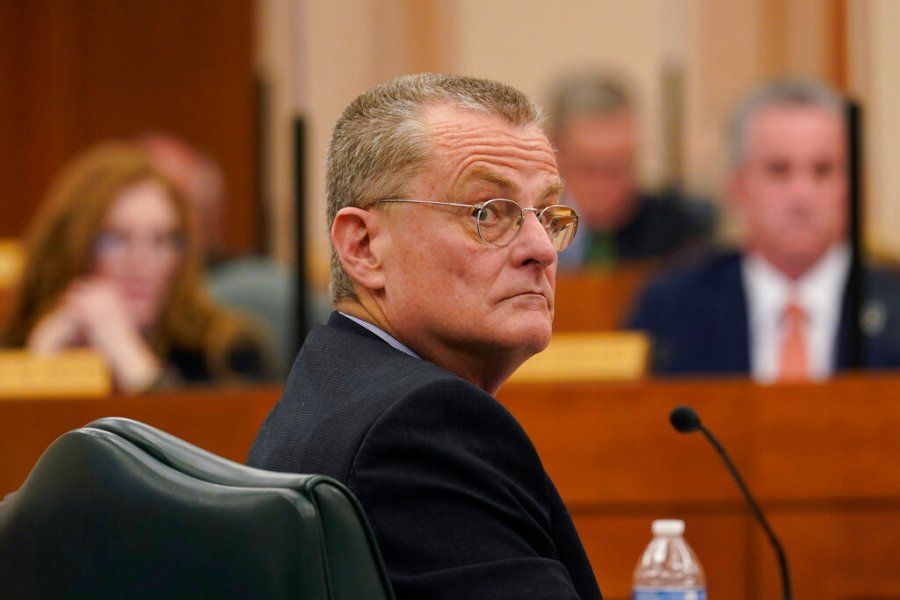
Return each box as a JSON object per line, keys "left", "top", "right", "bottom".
{"left": 743, "top": 243, "right": 850, "bottom": 327}
{"left": 338, "top": 312, "right": 420, "bottom": 359}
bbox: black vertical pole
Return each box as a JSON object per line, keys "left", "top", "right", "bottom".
{"left": 293, "top": 117, "right": 310, "bottom": 352}
{"left": 254, "top": 78, "right": 269, "bottom": 256}
{"left": 846, "top": 101, "right": 864, "bottom": 369}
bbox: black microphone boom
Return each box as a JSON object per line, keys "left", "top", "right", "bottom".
{"left": 669, "top": 405, "right": 792, "bottom": 600}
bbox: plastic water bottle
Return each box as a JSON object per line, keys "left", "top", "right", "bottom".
{"left": 632, "top": 519, "right": 706, "bottom": 599}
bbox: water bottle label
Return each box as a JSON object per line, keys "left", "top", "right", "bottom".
{"left": 632, "top": 588, "right": 706, "bottom": 600}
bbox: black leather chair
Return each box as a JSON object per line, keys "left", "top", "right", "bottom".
{"left": 0, "top": 417, "right": 395, "bottom": 600}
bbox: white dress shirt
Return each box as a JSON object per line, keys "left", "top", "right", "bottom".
{"left": 741, "top": 244, "right": 850, "bottom": 383}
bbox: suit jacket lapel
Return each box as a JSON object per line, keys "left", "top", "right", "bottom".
{"left": 725, "top": 255, "right": 752, "bottom": 372}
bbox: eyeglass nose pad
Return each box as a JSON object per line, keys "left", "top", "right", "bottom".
{"left": 519, "top": 209, "right": 554, "bottom": 244}
{"left": 513, "top": 213, "right": 526, "bottom": 229}
{"left": 532, "top": 209, "right": 554, "bottom": 232}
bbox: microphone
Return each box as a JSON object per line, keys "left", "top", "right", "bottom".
{"left": 669, "top": 406, "right": 792, "bottom": 600}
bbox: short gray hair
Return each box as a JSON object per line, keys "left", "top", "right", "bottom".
{"left": 544, "top": 70, "right": 633, "bottom": 138}
{"left": 326, "top": 73, "right": 546, "bottom": 303}
{"left": 728, "top": 78, "right": 845, "bottom": 168}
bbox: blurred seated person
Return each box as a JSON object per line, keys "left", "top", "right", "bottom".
{"left": 138, "top": 132, "right": 298, "bottom": 373}
{"left": 627, "top": 78, "right": 900, "bottom": 381}
{"left": 137, "top": 132, "right": 229, "bottom": 267}
{"left": 546, "top": 70, "right": 715, "bottom": 269}
{"left": 0, "top": 143, "right": 275, "bottom": 392}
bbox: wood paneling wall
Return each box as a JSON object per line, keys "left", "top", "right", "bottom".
{"left": 4, "top": 375, "right": 900, "bottom": 599}
{"left": 0, "top": 0, "right": 258, "bottom": 252}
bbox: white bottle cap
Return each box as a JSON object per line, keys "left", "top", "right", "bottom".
{"left": 651, "top": 519, "right": 685, "bottom": 536}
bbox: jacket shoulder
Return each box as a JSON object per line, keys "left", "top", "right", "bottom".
{"left": 628, "top": 250, "right": 743, "bottom": 320}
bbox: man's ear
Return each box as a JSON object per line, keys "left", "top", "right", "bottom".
{"left": 331, "top": 207, "right": 386, "bottom": 292}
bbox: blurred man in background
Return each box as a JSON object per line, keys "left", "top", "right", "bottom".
{"left": 627, "top": 78, "right": 900, "bottom": 380}
{"left": 546, "top": 70, "right": 715, "bottom": 269}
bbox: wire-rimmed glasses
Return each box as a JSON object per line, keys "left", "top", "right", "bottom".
{"left": 374, "top": 198, "right": 579, "bottom": 251}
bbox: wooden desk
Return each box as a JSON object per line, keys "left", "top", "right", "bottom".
{"left": 0, "top": 385, "right": 282, "bottom": 497}
{"left": 498, "top": 374, "right": 900, "bottom": 600}
{"left": 554, "top": 263, "right": 658, "bottom": 332}
{"left": 4, "top": 377, "right": 900, "bottom": 599}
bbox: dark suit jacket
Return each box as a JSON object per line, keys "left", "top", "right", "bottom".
{"left": 248, "top": 313, "right": 602, "bottom": 600}
{"left": 626, "top": 251, "right": 900, "bottom": 375}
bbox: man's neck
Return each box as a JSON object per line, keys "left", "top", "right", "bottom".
{"left": 335, "top": 298, "right": 519, "bottom": 396}
{"left": 334, "top": 299, "right": 382, "bottom": 329}
{"left": 748, "top": 246, "right": 836, "bottom": 281}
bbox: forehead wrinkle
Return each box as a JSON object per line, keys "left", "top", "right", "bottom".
{"left": 428, "top": 113, "right": 552, "bottom": 152}
{"left": 437, "top": 136, "right": 558, "bottom": 177}
{"left": 434, "top": 127, "right": 552, "bottom": 154}
{"left": 441, "top": 152, "right": 562, "bottom": 203}
{"left": 424, "top": 113, "right": 560, "bottom": 201}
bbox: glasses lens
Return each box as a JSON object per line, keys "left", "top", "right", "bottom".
{"left": 540, "top": 206, "right": 579, "bottom": 251}
{"left": 93, "top": 230, "right": 185, "bottom": 261}
{"left": 474, "top": 199, "right": 522, "bottom": 246}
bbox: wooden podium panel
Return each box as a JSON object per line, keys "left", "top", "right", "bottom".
{"left": 553, "top": 263, "right": 658, "bottom": 332}
{"left": 760, "top": 511, "right": 900, "bottom": 600}
{"left": 497, "top": 374, "right": 900, "bottom": 600}
{"left": 0, "top": 350, "right": 111, "bottom": 397}
{"left": 3, "top": 376, "right": 900, "bottom": 599}
{"left": 0, "top": 385, "right": 282, "bottom": 497}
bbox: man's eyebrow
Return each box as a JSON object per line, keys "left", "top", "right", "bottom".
{"left": 462, "top": 167, "right": 565, "bottom": 200}
{"left": 543, "top": 180, "right": 564, "bottom": 199}
{"left": 464, "top": 166, "right": 514, "bottom": 190}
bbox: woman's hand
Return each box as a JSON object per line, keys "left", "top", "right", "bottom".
{"left": 28, "top": 278, "right": 164, "bottom": 393}
{"left": 27, "top": 305, "right": 82, "bottom": 354}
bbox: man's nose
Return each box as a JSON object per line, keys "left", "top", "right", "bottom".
{"left": 514, "top": 210, "right": 557, "bottom": 266}
{"left": 786, "top": 170, "right": 823, "bottom": 200}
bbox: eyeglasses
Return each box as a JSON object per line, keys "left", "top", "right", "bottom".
{"left": 93, "top": 230, "right": 185, "bottom": 262}
{"left": 374, "top": 198, "right": 579, "bottom": 251}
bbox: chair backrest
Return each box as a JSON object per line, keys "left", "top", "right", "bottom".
{"left": 0, "top": 417, "right": 395, "bottom": 600}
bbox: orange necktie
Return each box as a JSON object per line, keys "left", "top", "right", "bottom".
{"left": 777, "top": 301, "right": 809, "bottom": 382}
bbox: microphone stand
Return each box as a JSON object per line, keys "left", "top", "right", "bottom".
{"left": 696, "top": 422, "right": 792, "bottom": 600}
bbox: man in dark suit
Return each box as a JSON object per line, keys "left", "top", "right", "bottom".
{"left": 627, "top": 78, "right": 900, "bottom": 380}
{"left": 545, "top": 70, "right": 715, "bottom": 269}
{"left": 248, "top": 74, "right": 602, "bottom": 599}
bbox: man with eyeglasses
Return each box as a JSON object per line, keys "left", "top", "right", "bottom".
{"left": 249, "top": 74, "right": 603, "bottom": 599}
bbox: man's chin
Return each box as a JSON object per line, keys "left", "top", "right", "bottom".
{"left": 514, "top": 323, "right": 553, "bottom": 355}
{"left": 783, "top": 245, "right": 833, "bottom": 273}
